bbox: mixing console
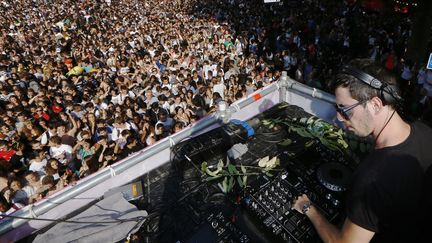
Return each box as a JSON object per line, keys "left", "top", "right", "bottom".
{"left": 138, "top": 103, "right": 356, "bottom": 243}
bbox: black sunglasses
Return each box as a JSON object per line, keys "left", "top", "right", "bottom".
{"left": 335, "top": 100, "right": 367, "bottom": 120}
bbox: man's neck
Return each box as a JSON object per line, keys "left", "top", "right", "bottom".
{"left": 375, "top": 113, "right": 410, "bottom": 149}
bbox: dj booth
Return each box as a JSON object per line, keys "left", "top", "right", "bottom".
{"left": 138, "top": 102, "right": 358, "bottom": 243}
{"left": 0, "top": 73, "right": 354, "bottom": 242}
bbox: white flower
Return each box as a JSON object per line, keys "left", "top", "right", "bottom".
{"left": 266, "top": 157, "right": 280, "bottom": 169}
{"left": 258, "top": 156, "right": 269, "bottom": 167}
{"left": 258, "top": 156, "right": 280, "bottom": 171}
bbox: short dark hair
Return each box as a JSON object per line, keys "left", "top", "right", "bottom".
{"left": 49, "top": 136, "right": 62, "bottom": 145}
{"left": 333, "top": 59, "right": 399, "bottom": 108}
{"left": 42, "top": 175, "right": 55, "bottom": 186}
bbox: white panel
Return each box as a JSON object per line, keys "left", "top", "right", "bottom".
{"left": 231, "top": 89, "right": 280, "bottom": 121}
{"left": 285, "top": 89, "right": 337, "bottom": 123}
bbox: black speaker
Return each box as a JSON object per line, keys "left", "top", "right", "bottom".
{"left": 340, "top": 65, "right": 403, "bottom": 106}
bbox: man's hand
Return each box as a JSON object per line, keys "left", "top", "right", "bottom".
{"left": 292, "top": 194, "right": 311, "bottom": 214}
{"left": 291, "top": 194, "right": 375, "bottom": 243}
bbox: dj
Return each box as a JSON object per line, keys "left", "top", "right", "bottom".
{"left": 292, "top": 59, "right": 432, "bottom": 243}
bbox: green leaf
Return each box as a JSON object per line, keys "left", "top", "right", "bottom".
{"left": 337, "top": 139, "right": 348, "bottom": 148}
{"left": 265, "top": 171, "right": 274, "bottom": 177}
{"left": 228, "top": 164, "right": 238, "bottom": 175}
{"left": 279, "top": 138, "right": 292, "bottom": 146}
{"left": 320, "top": 139, "right": 342, "bottom": 153}
{"left": 205, "top": 175, "right": 223, "bottom": 181}
{"left": 217, "top": 159, "right": 224, "bottom": 170}
{"left": 242, "top": 175, "right": 248, "bottom": 186}
{"left": 275, "top": 158, "right": 280, "bottom": 166}
{"left": 305, "top": 140, "right": 315, "bottom": 147}
{"left": 237, "top": 176, "right": 244, "bottom": 188}
{"left": 262, "top": 120, "right": 271, "bottom": 126}
{"left": 240, "top": 165, "right": 246, "bottom": 174}
{"left": 227, "top": 177, "right": 235, "bottom": 192}
{"left": 222, "top": 177, "right": 228, "bottom": 193}
{"left": 201, "top": 162, "right": 207, "bottom": 173}
{"left": 326, "top": 133, "right": 338, "bottom": 139}
{"left": 294, "top": 128, "right": 314, "bottom": 138}
{"left": 299, "top": 117, "right": 308, "bottom": 124}
{"left": 205, "top": 168, "right": 219, "bottom": 177}
{"left": 314, "top": 118, "right": 323, "bottom": 125}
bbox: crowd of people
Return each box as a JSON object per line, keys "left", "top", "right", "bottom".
{"left": 0, "top": 0, "right": 430, "bottom": 212}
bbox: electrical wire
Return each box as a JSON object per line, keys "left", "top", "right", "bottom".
{"left": 374, "top": 109, "right": 396, "bottom": 144}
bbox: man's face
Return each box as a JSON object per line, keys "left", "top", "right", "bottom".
{"left": 36, "top": 151, "right": 46, "bottom": 161}
{"left": 335, "top": 86, "right": 373, "bottom": 137}
{"left": 99, "top": 129, "right": 107, "bottom": 136}
{"left": 146, "top": 91, "right": 153, "bottom": 99}
{"left": 1, "top": 125, "right": 9, "bottom": 133}
{"left": 159, "top": 114, "right": 167, "bottom": 122}
{"left": 10, "top": 181, "right": 21, "bottom": 191}
{"left": 57, "top": 126, "right": 66, "bottom": 134}
{"left": 0, "top": 143, "right": 6, "bottom": 151}
{"left": 25, "top": 174, "right": 38, "bottom": 184}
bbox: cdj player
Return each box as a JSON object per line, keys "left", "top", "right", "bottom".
{"left": 136, "top": 102, "right": 359, "bottom": 243}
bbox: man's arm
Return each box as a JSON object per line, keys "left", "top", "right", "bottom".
{"left": 292, "top": 194, "right": 375, "bottom": 243}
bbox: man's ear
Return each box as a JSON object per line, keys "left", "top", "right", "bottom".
{"left": 369, "top": 96, "right": 384, "bottom": 113}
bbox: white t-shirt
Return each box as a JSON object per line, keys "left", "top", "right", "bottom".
{"left": 40, "top": 131, "right": 56, "bottom": 145}
{"left": 22, "top": 185, "right": 37, "bottom": 198}
{"left": 170, "top": 102, "right": 186, "bottom": 114}
{"left": 50, "top": 144, "right": 73, "bottom": 162}
{"left": 213, "top": 83, "right": 225, "bottom": 100}
{"left": 156, "top": 117, "right": 175, "bottom": 130}
{"left": 29, "top": 159, "right": 47, "bottom": 174}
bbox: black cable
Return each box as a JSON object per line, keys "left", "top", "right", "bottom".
{"left": 374, "top": 110, "right": 396, "bottom": 144}
{"left": 184, "top": 154, "right": 205, "bottom": 176}
{"left": 255, "top": 138, "right": 284, "bottom": 144}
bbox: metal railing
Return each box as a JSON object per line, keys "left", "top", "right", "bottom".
{"left": 0, "top": 72, "right": 336, "bottom": 238}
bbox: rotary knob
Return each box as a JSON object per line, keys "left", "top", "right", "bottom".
{"left": 211, "top": 221, "right": 218, "bottom": 228}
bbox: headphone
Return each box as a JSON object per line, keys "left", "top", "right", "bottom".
{"left": 340, "top": 65, "right": 403, "bottom": 106}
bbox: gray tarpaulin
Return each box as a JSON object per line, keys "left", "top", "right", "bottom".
{"left": 34, "top": 193, "right": 147, "bottom": 243}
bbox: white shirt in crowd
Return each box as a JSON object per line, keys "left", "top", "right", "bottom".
{"left": 213, "top": 82, "right": 225, "bottom": 100}
{"left": 50, "top": 144, "right": 73, "bottom": 163}
{"left": 29, "top": 159, "right": 47, "bottom": 175}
